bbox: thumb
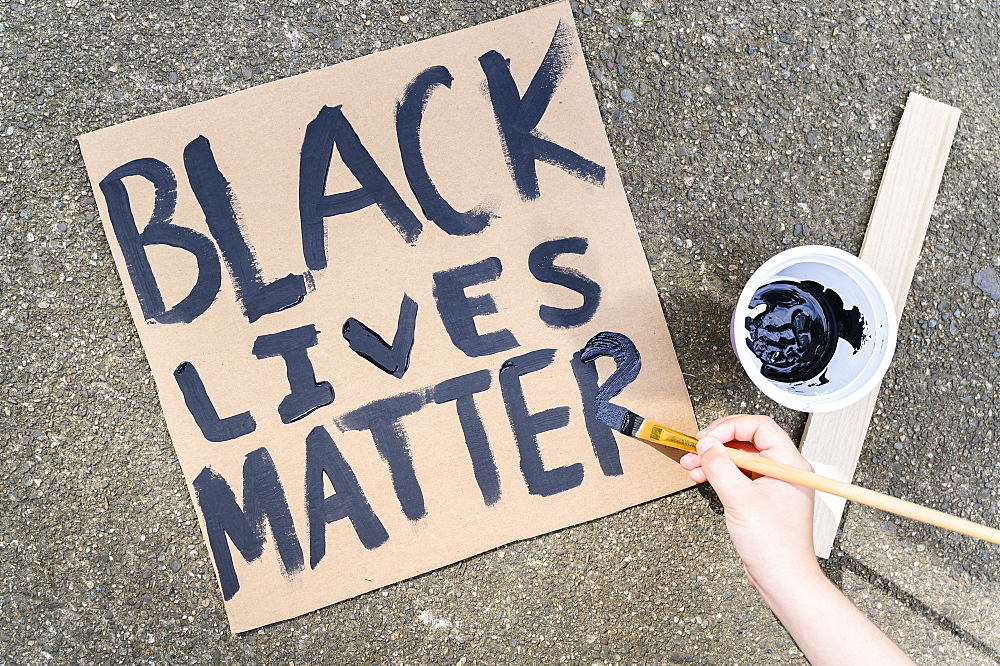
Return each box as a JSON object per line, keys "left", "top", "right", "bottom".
{"left": 696, "top": 436, "right": 752, "bottom": 506}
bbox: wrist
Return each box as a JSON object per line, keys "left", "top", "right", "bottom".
{"left": 749, "top": 558, "right": 827, "bottom": 608}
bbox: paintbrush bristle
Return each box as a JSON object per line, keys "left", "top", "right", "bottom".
{"left": 620, "top": 410, "right": 643, "bottom": 438}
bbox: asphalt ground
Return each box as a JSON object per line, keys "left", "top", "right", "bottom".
{"left": 2, "top": 0, "right": 1000, "bottom": 663}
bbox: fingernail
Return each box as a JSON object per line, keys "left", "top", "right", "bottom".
{"left": 696, "top": 437, "right": 716, "bottom": 455}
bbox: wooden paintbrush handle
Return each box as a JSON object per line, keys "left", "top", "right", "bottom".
{"left": 725, "top": 447, "right": 1000, "bottom": 546}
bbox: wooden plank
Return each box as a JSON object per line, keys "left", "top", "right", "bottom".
{"left": 801, "top": 92, "right": 960, "bottom": 558}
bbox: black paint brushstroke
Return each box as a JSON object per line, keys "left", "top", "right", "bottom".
{"left": 434, "top": 370, "right": 501, "bottom": 505}
{"left": 499, "top": 349, "right": 583, "bottom": 496}
{"left": 342, "top": 293, "right": 418, "bottom": 378}
{"left": 396, "top": 65, "right": 495, "bottom": 236}
{"left": 174, "top": 361, "right": 256, "bottom": 442}
{"left": 570, "top": 351, "right": 623, "bottom": 476}
{"left": 252, "top": 324, "right": 334, "bottom": 423}
{"left": 193, "top": 448, "right": 304, "bottom": 601}
{"left": 183, "top": 136, "right": 305, "bottom": 323}
{"left": 299, "top": 105, "right": 422, "bottom": 271}
{"left": 432, "top": 257, "right": 519, "bottom": 357}
{"left": 337, "top": 391, "right": 429, "bottom": 521}
{"left": 99, "top": 158, "right": 221, "bottom": 324}
{"left": 528, "top": 236, "right": 601, "bottom": 328}
{"left": 305, "top": 425, "right": 389, "bottom": 569}
{"left": 479, "top": 19, "right": 606, "bottom": 201}
{"left": 577, "top": 331, "right": 643, "bottom": 436}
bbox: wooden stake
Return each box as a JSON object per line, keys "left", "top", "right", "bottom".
{"left": 799, "top": 93, "right": 960, "bottom": 558}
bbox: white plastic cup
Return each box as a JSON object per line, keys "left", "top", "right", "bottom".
{"left": 731, "top": 245, "right": 897, "bottom": 413}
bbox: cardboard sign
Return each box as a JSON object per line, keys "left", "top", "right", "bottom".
{"left": 78, "top": 1, "right": 696, "bottom": 632}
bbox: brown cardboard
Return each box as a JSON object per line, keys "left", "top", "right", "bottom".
{"left": 77, "top": 1, "right": 697, "bottom": 632}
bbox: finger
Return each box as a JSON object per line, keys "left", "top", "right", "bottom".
{"left": 701, "top": 415, "right": 809, "bottom": 470}
{"left": 687, "top": 467, "right": 707, "bottom": 484}
{"left": 695, "top": 435, "right": 754, "bottom": 505}
{"left": 696, "top": 413, "right": 747, "bottom": 437}
{"left": 679, "top": 452, "right": 701, "bottom": 471}
{"left": 696, "top": 413, "right": 770, "bottom": 439}
{"left": 679, "top": 444, "right": 758, "bottom": 467}
{"left": 701, "top": 415, "right": 783, "bottom": 444}
{"left": 724, "top": 442, "right": 762, "bottom": 479}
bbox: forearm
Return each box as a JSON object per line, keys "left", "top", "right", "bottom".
{"left": 687, "top": 418, "right": 911, "bottom": 663}
{"left": 757, "top": 569, "right": 914, "bottom": 666}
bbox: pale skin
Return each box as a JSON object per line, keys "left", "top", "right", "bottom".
{"left": 679, "top": 415, "right": 914, "bottom": 666}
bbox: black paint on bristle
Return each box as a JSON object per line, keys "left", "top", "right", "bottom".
{"left": 577, "top": 331, "right": 643, "bottom": 435}
{"left": 620, "top": 409, "right": 643, "bottom": 438}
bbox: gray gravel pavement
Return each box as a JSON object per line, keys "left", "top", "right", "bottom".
{"left": 3, "top": 0, "right": 1000, "bottom": 663}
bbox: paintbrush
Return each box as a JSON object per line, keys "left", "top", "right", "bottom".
{"left": 580, "top": 332, "right": 1000, "bottom": 547}
{"left": 625, "top": 416, "right": 1000, "bottom": 546}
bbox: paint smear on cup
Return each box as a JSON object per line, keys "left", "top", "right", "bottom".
{"left": 744, "top": 280, "right": 865, "bottom": 383}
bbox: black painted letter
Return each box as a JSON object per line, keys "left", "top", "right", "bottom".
{"left": 99, "top": 158, "right": 221, "bottom": 324}
{"left": 305, "top": 425, "right": 389, "bottom": 569}
{"left": 578, "top": 331, "right": 644, "bottom": 437}
{"left": 299, "top": 105, "right": 422, "bottom": 270}
{"left": 192, "top": 448, "right": 304, "bottom": 601}
{"left": 499, "top": 349, "right": 583, "bottom": 496}
{"left": 570, "top": 352, "right": 622, "bottom": 476}
{"left": 528, "top": 237, "right": 601, "bottom": 328}
{"left": 396, "top": 66, "right": 494, "bottom": 236}
{"left": 174, "top": 361, "right": 256, "bottom": 442}
{"left": 184, "top": 136, "right": 305, "bottom": 323}
{"left": 342, "top": 293, "right": 418, "bottom": 378}
{"left": 337, "top": 392, "right": 428, "bottom": 521}
{"left": 252, "top": 324, "right": 334, "bottom": 424}
{"left": 434, "top": 370, "right": 500, "bottom": 505}
{"left": 432, "top": 257, "right": 518, "bottom": 358}
{"left": 479, "top": 19, "right": 606, "bottom": 201}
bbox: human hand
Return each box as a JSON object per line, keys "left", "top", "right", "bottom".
{"left": 679, "top": 415, "right": 821, "bottom": 596}
{"left": 681, "top": 416, "right": 914, "bottom": 664}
